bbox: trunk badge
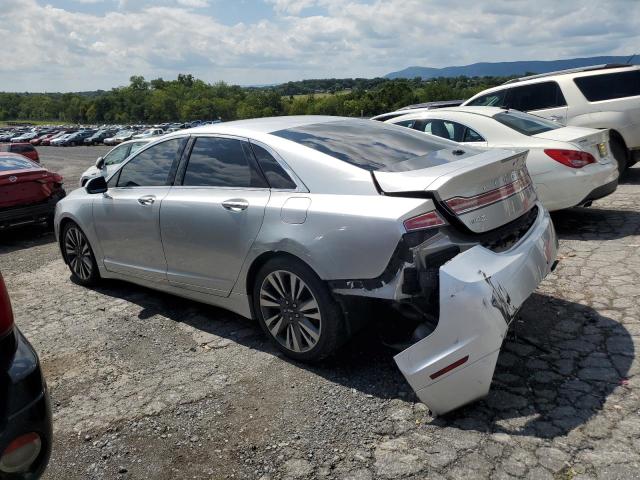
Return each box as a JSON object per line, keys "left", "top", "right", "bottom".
{"left": 9, "top": 176, "right": 17, "bottom": 183}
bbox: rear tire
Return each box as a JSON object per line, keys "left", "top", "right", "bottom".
{"left": 62, "top": 222, "right": 100, "bottom": 286}
{"left": 610, "top": 136, "right": 629, "bottom": 172}
{"left": 252, "top": 257, "right": 345, "bottom": 362}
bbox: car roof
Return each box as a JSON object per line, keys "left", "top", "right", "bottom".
{"left": 119, "top": 138, "right": 154, "bottom": 146}
{"left": 503, "top": 63, "right": 639, "bottom": 84}
{"left": 387, "top": 106, "right": 506, "bottom": 120}
{"left": 172, "top": 115, "right": 355, "bottom": 137}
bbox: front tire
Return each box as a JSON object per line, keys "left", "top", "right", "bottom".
{"left": 252, "top": 258, "right": 345, "bottom": 362}
{"left": 62, "top": 222, "right": 100, "bottom": 286}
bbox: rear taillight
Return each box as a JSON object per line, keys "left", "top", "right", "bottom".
{"left": 0, "top": 433, "right": 42, "bottom": 474}
{"left": 0, "top": 273, "right": 14, "bottom": 338}
{"left": 404, "top": 210, "right": 447, "bottom": 232}
{"left": 544, "top": 149, "right": 596, "bottom": 168}
{"left": 445, "top": 173, "right": 532, "bottom": 215}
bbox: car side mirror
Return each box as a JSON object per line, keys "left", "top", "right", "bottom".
{"left": 95, "top": 156, "right": 105, "bottom": 169}
{"left": 86, "top": 176, "right": 108, "bottom": 194}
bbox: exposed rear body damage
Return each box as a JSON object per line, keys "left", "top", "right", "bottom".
{"left": 393, "top": 206, "right": 556, "bottom": 414}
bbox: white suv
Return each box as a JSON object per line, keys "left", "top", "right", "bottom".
{"left": 463, "top": 64, "right": 640, "bottom": 171}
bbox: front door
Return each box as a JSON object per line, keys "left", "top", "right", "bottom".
{"left": 93, "top": 137, "right": 187, "bottom": 281}
{"left": 161, "top": 135, "right": 270, "bottom": 295}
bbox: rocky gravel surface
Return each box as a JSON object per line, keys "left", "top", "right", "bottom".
{"left": 1, "top": 147, "right": 639, "bottom": 479}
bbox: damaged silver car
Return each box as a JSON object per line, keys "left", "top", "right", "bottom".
{"left": 54, "top": 116, "right": 558, "bottom": 414}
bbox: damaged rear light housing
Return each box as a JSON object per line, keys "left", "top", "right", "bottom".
{"left": 544, "top": 149, "right": 596, "bottom": 168}
{"left": 0, "top": 433, "right": 42, "bottom": 474}
{"left": 445, "top": 172, "right": 532, "bottom": 215}
{"left": 403, "top": 210, "right": 447, "bottom": 232}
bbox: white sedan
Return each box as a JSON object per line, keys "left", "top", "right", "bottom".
{"left": 78, "top": 138, "right": 152, "bottom": 186}
{"left": 386, "top": 107, "right": 619, "bottom": 211}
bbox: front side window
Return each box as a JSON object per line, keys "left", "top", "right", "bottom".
{"left": 103, "top": 144, "right": 130, "bottom": 166}
{"left": 182, "top": 137, "right": 267, "bottom": 188}
{"left": 129, "top": 142, "right": 147, "bottom": 155}
{"left": 493, "top": 110, "right": 561, "bottom": 136}
{"left": 116, "top": 138, "right": 186, "bottom": 187}
{"left": 467, "top": 90, "right": 507, "bottom": 107}
{"left": 393, "top": 119, "right": 416, "bottom": 128}
{"left": 507, "top": 81, "right": 566, "bottom": 111}
{"left": 574, "top": 70, "right": 640, "bottom": 102}
{"left": 251, "top": 143, "right": 297, "bottom": 189}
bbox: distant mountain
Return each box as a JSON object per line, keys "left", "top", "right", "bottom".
{"left": 385, "top": 55, "right": 638, "bottom": 79}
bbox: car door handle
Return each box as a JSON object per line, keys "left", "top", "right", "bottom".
{"left": 137, "top": 195, "right": 156, "bottom": 206}
{"left": 222, "top": 199, "right": 249, "bottom": 211}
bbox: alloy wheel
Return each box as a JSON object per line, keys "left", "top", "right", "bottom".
{"left": 64, "top": 226, "right": 93, "bottom": 281}
{"left": 259, "top": 270, "right": 322, "bottom": 353}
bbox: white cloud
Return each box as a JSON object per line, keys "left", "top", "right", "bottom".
{"left": 0, "top": 0, "right": 638, "bottom": 91}
{"left": 175, "top": 0, "right": 209, "bottom": 7}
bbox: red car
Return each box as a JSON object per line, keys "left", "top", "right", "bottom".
{"left": 0, "top": 153, "right": 65, "bottom": 230}
{"left": 30, "top": 132, "right": 54, "bottom": 146}
{"left": 0, "top": 143, "right": 39, "bottom": 163}
{"left": 40, "top": 131, "right": 70, "bottom": 147}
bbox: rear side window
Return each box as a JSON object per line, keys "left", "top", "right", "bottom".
{"left": 574, "top": 70, "right": 640, "bottom": 101}
{"left": 506, "top": 81, "right": 566, "bottom": 111}
{"left": 415, "top": 119, "right": 464, "bottom": 142}
{"left": 0, "top": 155, "right": 36, "bottom": 171}
{"left": 250, "top": 143, "right": 297, "bottom": 189}
{"left": 494, "top": 111, "right": 561, "bottom": 136}
{"left": 10, "top": 144, "right": 34, "bottom": 153}
{"left": 272, "top": 119, "right": 454, "bottom": 172}
{"left": 182, "top": 137, "right": 267, "bottom": 188}
{"left": 467, "top": 90, "right": 507, "bottom": 107}
{"left": 116, "top": 138, "right": 186, "bottom": 187}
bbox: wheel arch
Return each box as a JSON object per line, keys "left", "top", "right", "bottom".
{"left": 244, "top": 251, "right": 323, "bottom": 319}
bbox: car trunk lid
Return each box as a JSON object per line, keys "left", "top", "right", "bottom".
{"left": 373, "top": 149, "right": 537, "bottom": 233}
{"left": 533, "top": 127, "right": 611, "bottom": 163}
{"left": 0, "top": 168, "right": 63, "bottom": 209}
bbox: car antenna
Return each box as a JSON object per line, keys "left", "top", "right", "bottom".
{"left": 626, "top": 53, "right": 637, "bottom": 64}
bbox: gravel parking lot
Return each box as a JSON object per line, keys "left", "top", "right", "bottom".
{"left": 1, "top": 146, "right": 639, "bottom": 480}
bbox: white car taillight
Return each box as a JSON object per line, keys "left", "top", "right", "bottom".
{"left": 403, "top": 210, "right": 447, "bottom": 232}
{"left": 445, "top": 172, "right": 532, "bottom": 215}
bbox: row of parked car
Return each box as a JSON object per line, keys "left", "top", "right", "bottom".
{"left": 0, "top": 120, "right": 222, "bottom": 148}
{"left": 1, "top": 63, "right": 638, "bottom": 478}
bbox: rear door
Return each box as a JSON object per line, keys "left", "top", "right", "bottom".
{"left": 160, "top": 135, "right": 270, "bottom": 295}
{"left": 93, "top": 137, "right": 187, "bottom": 281}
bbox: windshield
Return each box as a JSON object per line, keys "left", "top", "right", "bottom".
{"left": 272, "top": 119, "right": 457, "bottom": 172}
{"left": 493, "top": 110, "right": 561, "bottom": 136}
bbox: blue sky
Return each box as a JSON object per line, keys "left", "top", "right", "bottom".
{"left": 0, "top": 0, "right": 637, "bottom": 92}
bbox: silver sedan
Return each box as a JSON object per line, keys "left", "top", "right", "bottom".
{"left": 54, "top": 116, "right": 557, "bottom": 414}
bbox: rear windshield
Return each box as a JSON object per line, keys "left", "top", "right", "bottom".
{"left": 574, "top": 70, "right": 640, "bottom": 102}
{"left": 493, "top": 110, "right": 561, "bottom": 136}
{"left": 0, "top": 155, "right": 37, "bottom": 171}
{"left": 271, "top": 119, "right": 455, "bottom": 172}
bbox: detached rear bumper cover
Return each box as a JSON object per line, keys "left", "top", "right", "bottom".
{"left": 394, "top": 205, "right": 557, "bottom": 415}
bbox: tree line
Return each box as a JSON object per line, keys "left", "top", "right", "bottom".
{"left": 0, "top": 74, "right": 514, "bottom": 124}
